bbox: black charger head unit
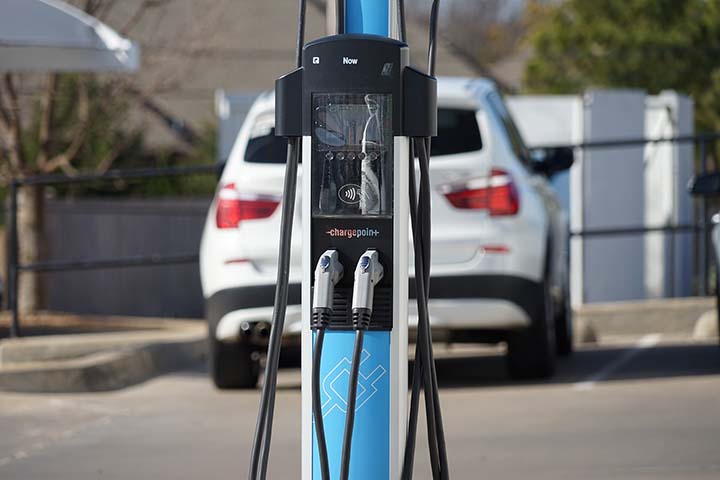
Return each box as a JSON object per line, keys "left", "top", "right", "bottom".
{"left": 276, "top": 34, "right": 437, "bottom": 139}
{"left": 276, "top": 34, "right": 436, "bottom": 334}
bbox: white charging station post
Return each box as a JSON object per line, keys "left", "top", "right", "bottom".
{"left": 300, "top": 1, "right": 408, "bottom": 478}
{"left": 274, "top": 1, "right": 438, "bottom": 477}
{"left": 259, "top": 1, "right": 441, "bottom": 478}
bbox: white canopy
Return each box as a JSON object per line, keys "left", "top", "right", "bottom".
{"left": 0, "top": 0, "right": 140, "bottom": 72}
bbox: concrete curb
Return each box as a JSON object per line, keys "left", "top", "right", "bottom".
{"left": 575, "top": 297, "right": 715, "bottom": 342}
{"left": 693, "top": 310, "right": 720, "bottom": 341}
{"left": 0, "top": 322, "right": 207, "bottom": 393}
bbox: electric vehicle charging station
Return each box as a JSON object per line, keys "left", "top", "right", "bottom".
{"left": 250, "top": 2, "right": 448, "bottom": 479}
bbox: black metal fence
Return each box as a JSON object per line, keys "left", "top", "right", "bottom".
{"left": 4, "top": 133, "right": 720, "bottom": 337}
{"left": 535, "top": 132, "right": 720, "bottom": 299}
{"left": 5, "top": 164, "right": 218, "bottom": 337}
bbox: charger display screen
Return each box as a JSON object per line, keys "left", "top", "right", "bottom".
{"left": 311, "top": 93, "right": 393, "bottom": 217}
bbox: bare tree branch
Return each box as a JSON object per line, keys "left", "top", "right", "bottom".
{"left": 120, "top": 81, "right": 198, "bottom": 146}
{"left": 94, "top": 138, "right": 127, "bottom": 174}
{"left": 83, "top": 0, "right": 104, "bottom": 15}
{"left": 0, "top": 160, "right": 14, "bottom": 186}
{"left": 440, "top": 37, "right": 514, "bottom": 91}
{"left": 36, "top": 74, "right": 58, "bottom": 170}
{"left": 42, "top": 80, "right": 89, "bottom": 175}
{"left": 135, "top": 0, "right": 228, "bottom": 95}
{"left": 0, "top": 88, "right": 11, "bottom": 128}
{"left": 94, "top": 0, "right": 116, "bottom": 21}
{"left": 1, "top": 74, "right": 26, "bottom": 171}
{"left": 120, "top": 0, "right": 171, "bottom": 35}
{"left": 0, "top": 88, "right": 13, "bottom": 146}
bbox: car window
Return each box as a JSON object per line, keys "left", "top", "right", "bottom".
{"left": 244, "top": 126, "right": 289, "bottom": 164}
{"left": 431, "top": 108, "right": 483, "bottom": 157}
{"left": 245, "top": 107, "right": 483, "bottom": 163}
{"left": 486, "top": 93, "right": 531, "bottom": 166}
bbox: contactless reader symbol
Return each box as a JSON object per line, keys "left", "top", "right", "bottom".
{"left": 338, "top": 183, "right": 363, "bottom": 205}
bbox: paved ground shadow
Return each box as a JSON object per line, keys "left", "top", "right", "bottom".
{"left": 175, "top": 342, "right": 720, "bottom": 392}
{"left": 434, "top": 343, "right": 720, "bottom": 389}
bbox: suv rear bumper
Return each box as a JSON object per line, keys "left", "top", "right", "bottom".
{"left": 206, "top": 274, "right": 544, "bottom": 343}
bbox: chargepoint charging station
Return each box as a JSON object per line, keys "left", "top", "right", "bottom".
{"left": 249, "top": 1, "right": 448, "bottom": 479}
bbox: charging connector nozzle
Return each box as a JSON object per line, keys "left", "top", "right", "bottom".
{"left": 312, "top": 250, "right": 344, "bottom": 329}
{"left": 351, "top": 250, "right": 384, "bottom": 330}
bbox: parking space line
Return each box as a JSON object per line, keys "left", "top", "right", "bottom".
{"left": 572, "top": 333, "right": 662, "bottom": 391}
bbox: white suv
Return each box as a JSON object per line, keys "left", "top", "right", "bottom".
{"left": 200, "top": 77, "right": 573, "bottom": 388}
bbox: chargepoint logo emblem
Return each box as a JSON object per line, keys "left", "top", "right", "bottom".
{"left": 338, "top": 183, "right": 362, "bottom": 204}
{"left": 325, "top": 227, "right": 380, "bottom": 239}
{"left": 321, "top": 349, "right": 386, "bottom": 418}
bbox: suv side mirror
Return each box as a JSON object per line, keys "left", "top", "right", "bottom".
{"left": 688, "top": 172, "right": 720, "bottom": 197}
{"left": 530, "top": 147, "right": 574, "bottom": 177}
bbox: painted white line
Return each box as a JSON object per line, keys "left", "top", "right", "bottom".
{"left": 573, "top": 333, "right": 661, "bottom": 392}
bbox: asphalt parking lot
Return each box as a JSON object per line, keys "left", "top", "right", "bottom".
{"left": 1, "top": 336, "right": 719, "bottom": 479}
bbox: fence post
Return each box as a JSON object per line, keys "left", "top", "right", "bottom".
{"left": 7, "top": 180, "right": 20, "bottom": 337}
{"left": 699, "top": 139, "right": 709, "bottom": 296}
{"left": 716, "top": 249, "right": 720, "bottom": 344}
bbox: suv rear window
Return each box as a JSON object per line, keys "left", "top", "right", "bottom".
{"left": 244, "top": 127, "right": 289, "bottom": 164}
{"left": 486, "top": 93, "right": 531, "bottom": 165}
{"left": 431, "top": 108, "right": 483, "bottom": 157}
{"left": 244, "top": 108, "right": 482, "bottom": 163}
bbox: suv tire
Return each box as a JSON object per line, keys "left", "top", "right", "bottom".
{"left": 554, "top": 290, "right": 573, "bottom": 356}
{"left": 506, "top": 280, "right": 556, "bottom": 379}
{"left": 209, "top": 333, "right": 259, "bottom": 389}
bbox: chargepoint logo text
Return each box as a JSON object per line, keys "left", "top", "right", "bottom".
{"left": 326, "top": 227, "right": 380, "bottom": 239}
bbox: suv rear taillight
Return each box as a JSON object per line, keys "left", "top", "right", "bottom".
{"left": 215, "top": 183, "right": 280, "bottom": 229}
{"left": 441, "top": 168, "right": 519, "bottom": 216}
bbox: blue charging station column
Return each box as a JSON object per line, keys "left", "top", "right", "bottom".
{"left": 301, "top": 1, "right": 408, "bottom": 479}
{"left": 345, "top": 0, "right": 390, "bottom": 36}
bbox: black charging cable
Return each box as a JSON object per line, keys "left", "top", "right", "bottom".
{"left": 248, "top": 1, "right": 306, "bottom": 479}
{"left": 311, "top": 251, "right": 343, "bottom": 480}
{"left": 337, "top": 0, "right": 345, "bottom": 34}
{"left": 340, "top": 330, "right": 364, "bottom": 480}
{"left": 403, "top": 138, "right": 447, "bottom": 480}
{"left": 340, "top": 250, "right": 384, "bottom": 480}
{"left": 401, "top": 1, "right": 450, "bottom": 478}
{"left": 422, "top": 9, "right": 449, "bottom": 473}
{"left": 312, "top": 328, "right": 330, "bottom": 479}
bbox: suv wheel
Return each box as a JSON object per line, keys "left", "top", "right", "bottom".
{"left": 506, "top": 280, "right": 556, "bottom": 379}
{"left": 554, "top": 289, "right": 573, "bottom": 356}
{"left": 209, "top": 332, "right": 259, "bottom": 389}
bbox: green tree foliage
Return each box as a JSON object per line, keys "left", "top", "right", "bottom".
{"left": 524, "top": 0, "right": 720, "bottom": 130}
{"left": 21, "top": 74, "right": 218, "bottom": 198}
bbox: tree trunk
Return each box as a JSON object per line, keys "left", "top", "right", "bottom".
{"left": 17, "top": 185, "right": 44, "bottom": 313}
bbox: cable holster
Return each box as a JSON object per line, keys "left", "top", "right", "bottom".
{"left": 351, "top": 308, "right": 372, "bottom": 331}
{"left": 311, "top": 307, "right": 332, "bottom": 330}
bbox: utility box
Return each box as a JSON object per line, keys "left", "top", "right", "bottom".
{"left": 644, "top": 92, "right": 694, "bottom": 298}
{"left": 508, "top": 89, "right": 695, "bottom": 306}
